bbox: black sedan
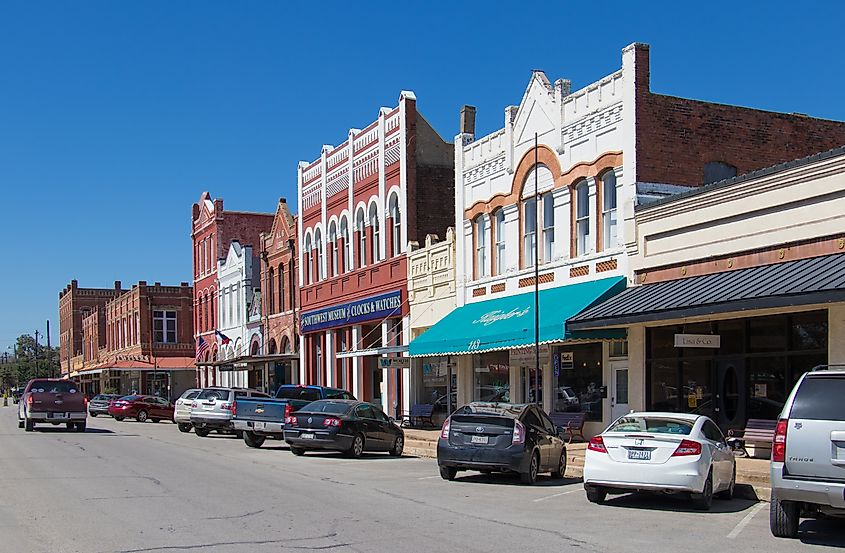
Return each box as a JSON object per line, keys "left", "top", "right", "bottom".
{"left": 284, "top": 400, "right": 404, "bottom": 458}
{"left": 88, "top": 394, "right": 120, "bottom": 417}
{"left": 437, "top": 402, "right": 567, "bottom": 485}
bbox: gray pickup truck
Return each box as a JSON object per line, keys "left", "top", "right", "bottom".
{"left": 232, "top": 385, "right": 354, "bottom": 448}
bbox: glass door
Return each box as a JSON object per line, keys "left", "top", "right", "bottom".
{"left": 610, "top": 363, "right": 629, "bottom": 421}
{"left": 714, "top": 358, "right": 745, "bottom": 432}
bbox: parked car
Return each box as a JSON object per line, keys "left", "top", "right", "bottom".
{"left": 88, "top": 393, "right": 119, "bottom": 417}
{"left": 108, "top": 395, "right": 175, "bottom": 423}
{"left": 190, "top": 387, "right": 270, "bottom": 437}
{"left": 173, "top": 388, "right": 201, "bottom": 433}
{"left": 770, "top": 366, "right": 845, "bottom": 538}
{"left": 233, "top": 385, "right": 354, "bottom": 448}
{"left": 17, "top": 378, "right": 87, "bottom": 432}
{"left": 582, "top": 412, "right": 736, "bottom": 510}
{"left": 284, "top": 399, "right": 404, "bottom": 458}
{"left": 436, "top": 402, "right": 567, "bottom": 485}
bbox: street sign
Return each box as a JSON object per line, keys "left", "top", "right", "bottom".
{"left": 378, "top": 357, "right": 410, "bottom": 370}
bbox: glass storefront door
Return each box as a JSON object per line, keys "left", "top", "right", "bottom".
{"left": 714, "top": 358, "right": 745, "bottom": 429}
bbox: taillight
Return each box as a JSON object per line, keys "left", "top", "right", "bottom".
{"left": 672, "top": 439, "right": 702, "bottom": 457}
{"left": 285, "top": 415, "right": 298, "bottom": 425}
{"left": 440, "top": 418, "right": 451, "bottom": 440}
{"left": 772, "top": 418, "right": 788, "bottom": 463}
{"left": 512, "top": 420, "right": 525, "bottom": 445}
{"left": 26, "top": 395, "right": 33, "bottom": 406}
{"left": 84, "top": 397, "right": 89, "bottom": 406}
{"left": 284, "top": 404, "right": 293, "bottom": 419}
{"left": 231, "top": 401, "right": 237, "bottom": 417}
{"left": 588, "top": 435, "right": 607, "bottom": 453}
{"left": 323, "top": 417, "right": 341, "bottom": 427}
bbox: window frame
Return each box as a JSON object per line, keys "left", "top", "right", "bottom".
{"left": 523, "top": 197, "right": 537, "bottom": 268}
{"left": 494, "top": 209, "right": 506, "bottom": 275}
{"left": 475, "top": 214, "right": 488, "bottom": 278}
{"left": 153, "top": 310, "right": 177, "bottom": 344}
{"left": 575, "top": 180, "right": 591, "bottom": 256}
{"left": 601, "top": 171, "right": 618, "bottom": 251}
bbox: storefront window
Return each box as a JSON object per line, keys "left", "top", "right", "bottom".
{"left": 791, "top": 313, "right": 828, "bottom": 351}
{"left": 749, "top": 316, "right": 787, "bottom": 353}
{"left": 555, "top": 343, "right": 603, "bottom": 421}
{"left": 681, "top": 359, "right": 712, "bottom": 417}
{"left": 747, "top": 356, "right": 786, "bottom": 420}
{"left": 472, "top": 351, "right": 510, "bottom": 403}
{"left": 649, "top": 360, "right": 678, "bottom": 412}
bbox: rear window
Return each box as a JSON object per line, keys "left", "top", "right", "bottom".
{"left": 790, "top": 376, "right": 845, "bottom": 421}
{"left": 276, "top": 387, "right": 323, "bottom": 402}
{"left": 300, "top": 400, "right": 352, "bottom": 415}
{"left": 456, "top": 403, "right": 526, "bottom": 419}
{"left": 181, "top": 390, "right": 200, "bottom": 400}
{"left": 198, "top": 389, "right": 230, "bottom": 401}
{"left": 120, "top": 395, "right": 142, "bottom": 401}
{"left": 29, "top": 381, "right": 79, "bottom": 394}
{"left": 607, "top": 416, "right": 694, "bottom": 435}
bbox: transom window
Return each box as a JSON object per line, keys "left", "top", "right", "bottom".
{"left": 153, "top": 311, "right": 177, "bottom": 344}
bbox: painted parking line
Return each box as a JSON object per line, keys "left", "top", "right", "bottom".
{"left": 532, "top": 487, "right": 583, "bottom": 502}
{"left": 726, "top": 502, "right": 766, "bottom": 539}
{"left": 417, "top": 475, "right": 440, "bottom": 480}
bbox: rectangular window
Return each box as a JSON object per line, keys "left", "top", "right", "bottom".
{"left": 495, "top": 211, "right": 506, "bottom": 275}
{"left": 602, "top": 172, "right": 618, "bottom": 250}
{"left": 576, "top": 182, "right": 590, "bottom": 256}
{"left": 476, "top": 217, "right": 487, "bottom": 278}
{"left": 523, "top": 199, "right": 537, "bottom": 268}
{"left": 542, "top": 193, "right": 554, "bottom": 262}
{"left": 278, "top": 266, "right": 285, "bottom": 312}
{"left": 153, "top": 311, "right": 177, "bottom": 344}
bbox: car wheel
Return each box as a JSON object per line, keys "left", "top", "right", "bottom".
{"left": 439, "top": 465, "right": 457, "bottom": 481}
{"left": 389, "top": 436, "right": 404, "bottom": 457}
{"left": 244, "top": 431, "right": 266, "bottom": 448}
{"left": 717, "top": 464, "right": 736, "bottom": 500}
{"left": 151, "top": 419, "right": 160, "bottom": 423}
{"left": 290, "top": 446, "right": 306, "bottom": 456}
{"left": 585, "top": 485, "right": 607, "bottom": 504}
{"left": 75, "top": 422, "right": 86, "bottom": 433}
{"left": 90, "top": 413, "right": 98, "bottom": 418}
{"left": 114, "top": 416, "right": 125, "bottom": 422}
{"left": 551, "top": 450, "right": 567, "bottom": 479}
{"left": 770, "top": 491, "right": 799, "bottom": 538}
{"left": 194, "top": 427, "right": 210, "bottom": 437}
{"left": 691, "top": 471, "right": 714, "bottom": 511}
{"left": 346, "top": 434, "right": 365, "bottom": 458}
{"left": 520, "top": 452, "right": 540, "bottom": 485}
{"left": 177, "top": 423, "right": 192, "bottom": 433}
{"left": 234, "top": 430, "right": 244, "bottom": 439}
{"left": 66, "top": 422, "right": 74, "bottom": 430}
{"left": 137, "top": 410, "right": 148, "bottom": 423}
{"left": 24, "top": 419, "right": 34, "bottom": 432}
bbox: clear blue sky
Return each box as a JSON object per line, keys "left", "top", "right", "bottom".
{"left": 1, "top": 1, "right": 844, "bottom": 354}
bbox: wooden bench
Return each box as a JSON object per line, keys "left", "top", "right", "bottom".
{"left": 549, "top": 412, "right": 587, "bottom": 444}
{"left": 401, "top": 403, "right": 435, "bottom": 428}
{"left": 727, "top": 419, "right": 777, "bottom": 459}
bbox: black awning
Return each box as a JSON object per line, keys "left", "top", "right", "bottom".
{"left": 568, "top": 254, "right": 845, "bottom": 330}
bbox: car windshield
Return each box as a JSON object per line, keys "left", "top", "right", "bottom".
{"left": 276, "top": 387, "right": 323, "bottom": 402}
{"left": 456, "top": 403, "right": 526, "bottom": 419}
{"left": 607, "top": 416, "right": 694, "bottom": 435}
{"left": 790, "top": 376, "right": 845, "bottom": 420}
{"left": 29, "top": 381, "right": 79, "bottom": 394}
{"left": 299, "top": 401, "right": 352, "bottom": 415}
{"left": 198, "top": 389, "right": 230, "bottom": 401}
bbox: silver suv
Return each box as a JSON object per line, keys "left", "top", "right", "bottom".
{"left": 174, "top": 388, "right": 201, "bottom": 433}
{"left": 770, "top": 366, "right": 845, "bottom": 538}
{"left": 189, "top": 387, "right": 270, "bottom": 437}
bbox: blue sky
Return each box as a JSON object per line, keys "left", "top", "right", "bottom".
{"left": 1, "top": 1, "right": 844, "bottom": 353}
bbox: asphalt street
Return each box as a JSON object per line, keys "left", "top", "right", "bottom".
{"left": 0, "top": 407, "right": 843, "bottom": 553}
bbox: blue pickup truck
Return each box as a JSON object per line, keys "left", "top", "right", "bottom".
{"left": 232, "top": 385, "right": 354, "bottom": 448}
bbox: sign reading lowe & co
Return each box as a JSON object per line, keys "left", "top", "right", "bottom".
{"left": 674, "top": 334, "right": 721, "bottom": 348}
{"left": 300, "top": 290, "right": 403, "bottom": 333}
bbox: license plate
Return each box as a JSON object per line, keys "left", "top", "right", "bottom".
{"left": 628, "top": 449, "right": 651, "bottom": 460}
{"left": 48, "top": 412, "right": 66, "bottom": 419}
{"left": 470, "top": 435, "right": 489, "bottom": 445}
{"left": 300, "top": 433, "right": 315, "bottom": 440}
{"left": 254, "top": 422, "right": 265, "bottom": 430}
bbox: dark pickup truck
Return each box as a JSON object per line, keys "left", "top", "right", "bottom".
{"left": 232, "top": 385, "right": 354, "bottom": 448}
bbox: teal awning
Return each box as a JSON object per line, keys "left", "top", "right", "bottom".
{"left": 409, "top": 276, "right": 627, "bottom": 357}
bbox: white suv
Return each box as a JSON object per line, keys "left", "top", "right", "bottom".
{"left": 770, "top": 366, "right": 845, "bottom": 538}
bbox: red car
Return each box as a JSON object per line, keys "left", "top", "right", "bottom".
{"left": 108, "top": 395, "right": 175, "bottom": 423}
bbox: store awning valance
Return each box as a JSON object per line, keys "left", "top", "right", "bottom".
{"left": 409, "top": 276, "right": 627, "bottom": 357}
{"left": 568, "top": 254, "right": 845, "bottom": 330}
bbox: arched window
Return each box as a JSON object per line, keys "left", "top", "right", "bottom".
{"left": 277, "top": 264, "right": 285, "bottom": 312}
{"left": 575, "top": 180, "right": 591, "bottom": 256}
{"left": 356, "top": 209, "right": 366, "bottom": 268}
{"left": 304, "top": 233, "right": 313, "bottom": 284}
{"left": 267, "top": 267, "right": 275, "bottom": 314}
{"left": 601, "top": 171, "right": 618, "bottom": 250}
{"left": 494, "top": 209, "right": 506, "bottom": 275}
{"left": 523, "top": 196, "right": 537, "bottom": 268}
{"left": 340, "top": 217, "right": 351, "bottom": 272}
{"left": 268, "top": 338, "right": 277, "bottom": 355}
{"left": 389, "top": 194, "right": 401, "bottom": 257}
{"left": 369, "top": 203, "right": 380, "bottom": 263}
{"left": 328, "top": 221, "right": 338, "bottom": 277}
{"left": 315, "top": 228, "right": 324, "bottom": 280}
{"left": 475, "top": 215, "right": 488, "bottom": 278}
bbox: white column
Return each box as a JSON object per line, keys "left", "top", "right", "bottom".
{"left": 325, "top": 329, "right": 335, "bottom": 387}
{"left": 352, "top": 325, "right": 363, "bottom": 400}
{"left": 509, "top": 363, "right": 522, "bottom": 404}
{"left": 298, "top": 334, "right": 306, "bottom": 385}
{"left": 829, "top": 305, "right": 845, "bottom": 365}
{"left": 628, "top": 325, "right": 646, "bottom": 412}
{"left": 380, "top": 320, "right": 390, "bottom": 411}
{"left": 401, "top": 315, "right": 411, "bottom": 418}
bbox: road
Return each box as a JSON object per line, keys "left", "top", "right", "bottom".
{"left": 0, "top": 407, "right": 843, "bottom": 553}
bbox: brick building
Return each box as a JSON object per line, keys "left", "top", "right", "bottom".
{"left": 191, "top": 192, "right": 274, "bottom": 387}
{"left": 59, "top": 280, "right": 125, "bottom": 377}
{"left": 298, "top": 91, "right": 454, "bottom": 419}
{"left": 259, "top": 197, "right": 299, "bottom": 389}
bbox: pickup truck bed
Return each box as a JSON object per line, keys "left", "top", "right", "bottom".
{"left": 233, "top": 385, "right": 354, "bottom": 447}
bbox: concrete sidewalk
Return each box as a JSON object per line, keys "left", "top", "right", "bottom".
{"left": 404, "top": 428, "right": 772, "bottom": 500}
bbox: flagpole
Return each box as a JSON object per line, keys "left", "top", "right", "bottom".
{"left": 534, "top": 133, "right": 540, "bottom": 408}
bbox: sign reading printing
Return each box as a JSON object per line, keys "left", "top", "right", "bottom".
{"left": 674, "top": 334, "right": 721, "bottom": 348}
{"left": 300, "top": 290, "right": 403, "bottom": 332}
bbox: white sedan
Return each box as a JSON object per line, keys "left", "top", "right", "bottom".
{"left": 582, "top": 412, "right": 736, "bottom": 510}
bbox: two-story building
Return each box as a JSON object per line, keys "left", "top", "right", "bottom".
{"left": 59, "top": 280, "right": 125, "bottom": 377}
{"left": 410, "top": 42, "right": 845, "bottom": 435}
{"left": 297, "top": 91, "right": 454, "bottom": 418}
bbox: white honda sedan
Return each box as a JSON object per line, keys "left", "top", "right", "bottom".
{"left": 583, "top": 412, "right": 736, "bottom": 510}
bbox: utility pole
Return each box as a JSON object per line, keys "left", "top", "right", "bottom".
{"left": 534, "top": 132, "right": 541, "bottom": 408}
{"left": 46, "top": 320, "right": 53, "bottom": 378}
{"left": 34, "top": 329, "right": 40, "bottom": 377}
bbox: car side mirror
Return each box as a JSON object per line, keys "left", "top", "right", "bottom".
{"left": 388, "top": 417, "right": 396, "bottom": 424}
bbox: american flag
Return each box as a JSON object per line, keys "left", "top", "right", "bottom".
{"left": 195, "top": 336, "right": 210, "bottom": 361}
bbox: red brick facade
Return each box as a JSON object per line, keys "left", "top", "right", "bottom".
{"left": 59, "top": 280, "right": 124, "bottom": 376}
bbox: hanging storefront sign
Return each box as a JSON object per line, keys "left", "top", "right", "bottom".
{"left": 509, "top": 344, "right": 551, "bottom": 367}
{"left": 378, "top": 357, "right": 410, "bottom": 370}
{"left": 300, "top": 289, "right": 403, "bottom": 333}
{"left": 674, "top": 334, "right": 721, "bottom": 348}
{"left": 559, "top": 351, "right": 574, "bottom": 370}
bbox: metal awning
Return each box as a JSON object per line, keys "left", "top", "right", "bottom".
{"left": 409, "top": 276, "right": 627, "bottom": 357}
{"left": 569, "top": 254, "right": 845, "bottom": 330}
{"left": 211, "top": 353, "right": 299, "bottom": 368}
